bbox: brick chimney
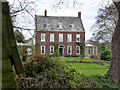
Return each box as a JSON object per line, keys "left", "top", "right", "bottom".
{"left": 45, "top": 9, "right": 47, "bottom": 18}
{"left": 78, "top": 12, "right": 81, "bottom": 18}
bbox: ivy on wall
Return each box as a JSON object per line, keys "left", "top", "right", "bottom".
{"left": 52, "top": 42, "right": 60, "bottom": 57}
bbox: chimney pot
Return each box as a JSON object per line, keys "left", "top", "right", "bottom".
{"left": 45, "top": 9, "right": 47, "bottom": 18}
{"left": 78, "top": 12, "right": 81, "bottom": 18}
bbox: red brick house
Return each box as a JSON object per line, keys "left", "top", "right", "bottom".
{"left": 35, "top": 10, "right": 85, "bottom": 56}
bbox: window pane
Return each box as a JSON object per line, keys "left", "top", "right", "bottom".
{"left": 45, "top": 24, "right": 49, "bottom": 30}
{"left": 76, "top": 34, "right": 80, "bottom": 42}
{"left": 91, "top": 47, "right": 93, "bottom": 54}
{"left": 50, "top": 34, "right": 54, "bottom": 42}
{"left": 41, "top": 46, "right": 45, "bottom": 54}
{"left": 50, "top": 46, "right": 54, "bottom": 54}
{"left": 59, "top": 25, "right": 63, "bottom": 30}
{"left": 88, "top": 47, "right": 90, "bottom": 54}
{"left": 68, "top": 34, "right": 72, "bottom": 42}
{"left": 94, "top": 47, "right": 96, "bottom": 54}
{"left": 41, "top": 33, "right": 45, "bottom": 41}
{"left": 70, "top": 24, "right": 75, "bottom": 30}
{"left": 68, "top": 47, "right": 70, "bottom": 53}
{"left": 72, "top": 24, "right": 75, "bottom": 28}
{"left": 77, "top": 47, "right": 80, "bottom": 53}
{"left": 68, "top": 46, "right": 71, "bottom": 54}
{"left": 59, "top": 34, "right": 63, "bottom": 42}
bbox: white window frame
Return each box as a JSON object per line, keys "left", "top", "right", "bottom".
{"left": 50, "top": 46, "right": 54, "bottom": 54}
{"left": 41, "top": 46, "right": 45, "bottom": 54}
{"left": 50, "top": 34, "right": 54, "bottom": 42}
{"left": 41, "top": 33, "right": 45, "bottom": 42}
{"left": 76, "top": 46, "right": 80, "bottom": 54}
{"left": 67, "top": 34, "right": 72, "bottom": 42}
{"left": 67, "top": 46, "right": 72, "bottom": 55}
{"left": 58, "top": 24, "right": 63, "bottom": 30}
{"left": 59, "top": 34, "right": 63, "bottom": 42}
{"left": 76, "top": 34, "right": 80, "bottom": 42}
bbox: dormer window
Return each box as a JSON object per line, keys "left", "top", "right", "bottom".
{"left": 44, "top": 24, "right": 49, "bottom": 30}
{"left": 58, "top": 24, "right": 63, "bottom": 30}
{"left": 44, "top": 24, "right": 46, "bottom": 27}
{"left": 70, "top": 24, "right": 75, "bottom": 29}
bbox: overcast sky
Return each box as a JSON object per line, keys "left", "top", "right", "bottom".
{"left": 8, "top": 0, "right": 113, "bottom": 41}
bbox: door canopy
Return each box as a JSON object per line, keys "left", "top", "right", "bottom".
{"left": 58, "top": 44, "right": 64, "bottom": 48}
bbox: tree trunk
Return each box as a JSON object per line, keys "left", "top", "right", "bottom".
{"left": 107, "top": 1, "right": 120, "bottom": 86}
{"left": 2, "top": 2, "right": 24, "bottom": 88}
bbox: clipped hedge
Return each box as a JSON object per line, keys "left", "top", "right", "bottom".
{"left": 64, "top": 54, "right": 80, "bottom": 57}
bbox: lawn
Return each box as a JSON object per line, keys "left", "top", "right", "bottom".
{"left": 51, "top": 57, "right": 110, "bottom": 76}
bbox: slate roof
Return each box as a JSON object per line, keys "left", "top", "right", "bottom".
{"left": 35, "top": 15, "right": 85, "bottom": 32}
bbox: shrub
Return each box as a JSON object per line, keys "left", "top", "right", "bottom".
{"left": 106, "top": 55, "right": 112, "bottom": 61}
{"left": 17, "top": 56, "right": 78, "bottom": 88}
{"left": 64, "top": 54, "right": 79, "bottom": 57}
{"left": 83, "top": 75, "right": 119, "bottom": 88}
{"left": 100, "top": 50, "right": 110, "bottom": 60}
{"left": 24, "top": 56, "right": 55, "bottom": 77}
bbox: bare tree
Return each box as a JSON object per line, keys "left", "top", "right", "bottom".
{"left": 8, "top": 0, "right": 38, "bottom": 38}
{"left": 90, "top": 3, "right": 118, "bottom": 43}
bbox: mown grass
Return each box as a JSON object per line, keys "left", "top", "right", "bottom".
{"left": 51, "top": 57, "right": 110, "bottom": 76}
{"left": 67, "top": 63, "right": 109, "bottom": 76}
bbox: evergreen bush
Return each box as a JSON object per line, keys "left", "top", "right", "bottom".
{"left": 100, "top": 50, "right": 110, "bottom": 60}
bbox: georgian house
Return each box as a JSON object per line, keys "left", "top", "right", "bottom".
{"left": 35, "top": 10, "right": 85, "bottom": 56}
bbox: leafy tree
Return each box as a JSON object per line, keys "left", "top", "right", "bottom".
{"left": 14, "top": 30, "right": 25, "bottom": 43}
{"left": 90, "top": 3, "right": 118, "bottom": 43}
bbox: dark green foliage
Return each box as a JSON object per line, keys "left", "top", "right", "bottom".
{"left": 14, "top": 30, "right": 25, "bottom": 43}
{"left": 52, "top": 42, "right": 60, "bottom": 57}
{"left": 100, "top": 44, "right": 106, "bottom": 52}
{"left": 106, "top": 55, "right": 112, "bottom": 61}
{"left": 34, "top": 43, "right": 39, "bottom": 56}
{"left": 64, "top": 54, "right": 79, "bottom": 57}
{"left": 100, "top": 50, "right": 111, "bottom": 60}
{"left": 83, "top": 75, "right": 119, "bottom": 88}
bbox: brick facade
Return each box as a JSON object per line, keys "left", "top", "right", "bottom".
{"left": 35, "top": 31, "right": 85, "bottom": 56}
{"left": 35, "top": 11, "right": 85, "bottom": 56}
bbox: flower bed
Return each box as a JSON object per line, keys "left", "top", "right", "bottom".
{"left": 66, "top": 61, "right": 104, "bottom": 65}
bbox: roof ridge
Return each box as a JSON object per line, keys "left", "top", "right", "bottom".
{"left": 35, "top": 15, "right": 78, "bottom": 18}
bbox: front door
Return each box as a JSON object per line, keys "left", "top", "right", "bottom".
{"left": 59, "top": 48, "right": 63, "bottom": 56}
